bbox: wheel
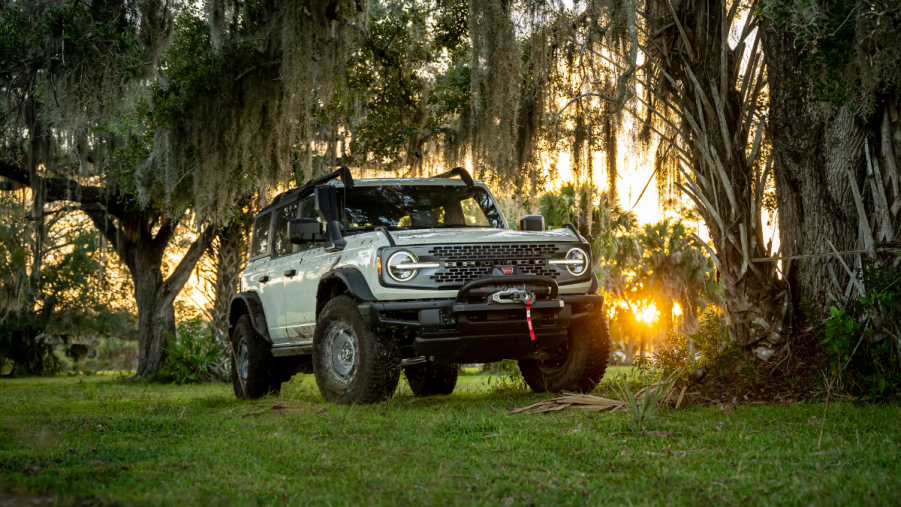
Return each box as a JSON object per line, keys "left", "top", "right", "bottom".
{"left": 518, "top": 304, "right": 611, "bottom": 393}
{"left": 405, "top": 364, "right": 459, "bottom": 396}
{"left": 230, "top": 315, "right": 287, "bottom": 399}
{"left": 312, "top": 295, "right": 401, "bottom": 404}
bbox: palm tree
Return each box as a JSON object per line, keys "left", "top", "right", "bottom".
{"left": 636, "top": 221, "right": 720, "bottom": 334}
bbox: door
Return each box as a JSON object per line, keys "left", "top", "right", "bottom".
{"left": 284, "top": 197, "right": 326, "bottom": 343}
{"left": 266, "top": 200, "right": 300, "bottom": 344}
{"left": 243, "top": 210, "right": 284, "bottom": 341}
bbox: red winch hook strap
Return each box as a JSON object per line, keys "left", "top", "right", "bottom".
{"left": 526, "top": 297, "right": 536, "bottom": 341}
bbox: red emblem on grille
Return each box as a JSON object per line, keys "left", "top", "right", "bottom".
{"left": 501, "top": 267, "right": 514, "bottom": 274}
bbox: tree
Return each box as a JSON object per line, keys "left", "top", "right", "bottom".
{"left": 0, "top": 160, "right": 217, "bottom": 377}
{"left": 0, "top": 189, "right": 134, "bottom": 375}
{"left": 761, "top": 0, "right": 901, "bottom": 314}
{"left": 1, "top": 0, "right": 367, "bottom": 377}
{"left": 635, "top": 221, "right": 719, "bottom": 334}
{"left": 0, "top": 1, "right": 223, "bottom": 377}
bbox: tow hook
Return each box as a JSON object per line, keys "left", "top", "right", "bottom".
{"left": 491, "top": 286, "right": 537, "bottom": 304}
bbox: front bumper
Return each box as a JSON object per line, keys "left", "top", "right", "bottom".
{"left": 358, "top": 276, "right": 602, "bottom": 363}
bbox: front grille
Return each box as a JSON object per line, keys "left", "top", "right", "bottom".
{"left": 428, "top": 243, "right": 562, "bottom": 285}
{"left": 520, "top": 265, "right": 558, "bottom": 277}
{"left": 428, "top": 244, "right": 558, "bottom": 260}
{"left": 432, "top": 266, "right": 492, "bottom": 284}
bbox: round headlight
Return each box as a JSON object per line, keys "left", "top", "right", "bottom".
{"left": 387, "top": 251, "right": 419, "bottom": 282}
{"left": 565, "top": 248, "right": 588, "bottom": 275}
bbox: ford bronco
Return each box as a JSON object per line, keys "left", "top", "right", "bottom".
{"left": 227, "top": 167, "right": 611, "bottom": 404}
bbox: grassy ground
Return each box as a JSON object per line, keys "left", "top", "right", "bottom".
{"left": 1, "top": 372, "right": 899, "bottom": 507}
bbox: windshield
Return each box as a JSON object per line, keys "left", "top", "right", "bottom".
{"left": 339, "top": 185, "right": 506, "bottom": 230}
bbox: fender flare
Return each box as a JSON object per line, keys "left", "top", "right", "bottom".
{"left": 589, "top": 273, "right": 599, "bottom": 294}
{"left": 229, "top": 292, "right": 272, "bottom": 344}
{"left": 319, "top": 267, "right": 376, "bottom": 301}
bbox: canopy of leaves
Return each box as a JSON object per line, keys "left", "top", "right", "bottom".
{"left": 761, "top": 0, "right": 901, "bottom": 116}
{"left": 0, "top": 0, "right": 162, "bottom": 168}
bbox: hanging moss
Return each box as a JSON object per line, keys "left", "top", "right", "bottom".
{"left": 0, "top": 1, "right": 164, "bottom": 177}
{"left": 468, "top": 0, "right": 522, "bottom": 188}
{"left": 126, "top": 0, "right": 364, "bottom": 223}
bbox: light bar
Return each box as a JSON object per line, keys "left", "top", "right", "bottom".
{"left": 387, "top": 262, "right": 441, "bottom": 270}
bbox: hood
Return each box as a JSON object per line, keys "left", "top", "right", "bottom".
{"left": 390, "top": 227, "right": 582, "bottom": 245}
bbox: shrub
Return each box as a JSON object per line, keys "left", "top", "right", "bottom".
{"left": 158, "top": 318, "right": 227, "bottom": 384}
{"left": 643, "top": 309, "right": 735, "bottom": 380}
{"left": 820, "top": 260, "right": 901, "bottom": 398}
{"left": 487, "top": 359, "right": 529, "bottom": 393}
{"left": 56, "top": 335, "right": 138, "bottom": 374}
{"left": 650, "top": 331, "right": 694, "bottom": 377}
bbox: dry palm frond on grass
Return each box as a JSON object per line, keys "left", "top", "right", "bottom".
{"left": 509, "top": 392, "right": 624, "bottom": 414}
{"left": 509, "top": 376, "right": 688, "bottom": 416}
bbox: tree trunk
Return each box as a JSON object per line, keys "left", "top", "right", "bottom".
{"left": 638, "top": 331, "right": 646, "bottom": 362}
{"left": 26, "top": 113, "right": 50, "bottom": 296}
{"left": 126, "top": 239, "right": 173, "bottom": 377}
{"left": 762, "top": 20, "right": 868, "bottom": 316}
{"left": 86, "top": 210, "right": 217, "bottom": 379}
{"left": 625, "top": 335, "right": 635, "bottom": 365}
{"left": 208, "top": 222, "right": 245, "bottom": 345}
{"left": 661, "top": 0, "right": 788, "bottom": 348}
{"left": 680, "top": 292, "right": 700, "bottom": 334}
{"left": 660, "top": 300, "right": 673, "bottom": 334}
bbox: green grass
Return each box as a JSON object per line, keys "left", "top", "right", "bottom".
{"left": 1, "top": 373, "right": 899, "bottom": 506}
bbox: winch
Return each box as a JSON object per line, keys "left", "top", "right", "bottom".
{"left": 491, "top": 285, "right": 537, "bottom": 304}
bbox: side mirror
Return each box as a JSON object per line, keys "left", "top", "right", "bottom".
{"left": 288, "top": 218, "right": 325, "bottom": 244}
{"left": 520, "top": 215, "right": 545, "bottom": 231}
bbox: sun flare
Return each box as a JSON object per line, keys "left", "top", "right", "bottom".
{"left": 638, "top": 303, "right": 659, "bottom": 324}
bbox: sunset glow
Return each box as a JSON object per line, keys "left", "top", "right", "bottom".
{"left": 637, "top": 303, "right": 659, "bottom": 324}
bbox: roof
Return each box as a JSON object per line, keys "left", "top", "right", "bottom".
{"left": 329, "top": 178, "right": 486, "bottom": 188}
{"left": 258, "top": 176, "right": 487, "bottom": 215}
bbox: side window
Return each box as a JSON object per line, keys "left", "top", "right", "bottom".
{"left": 273, "top": 202, "right": 299, "bottom": 257}
{"left": 250, "top": 212, "right": 272, "bottom": 258}
{"left": 296, "top": 198, "right": 323, "bottom": 250}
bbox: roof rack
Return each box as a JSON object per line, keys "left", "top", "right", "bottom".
{"left": 434, "top": 167, "right": 474, "bottom": 186}
{"left": 303, "top": 166, "right": 355, "bottom": 190}
{"left": 262, "top": 167, "right": 354, "bottom": 213}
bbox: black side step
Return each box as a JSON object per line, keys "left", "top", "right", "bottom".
{"left": 271, "top": 345, "right": 313, "bottom": 357}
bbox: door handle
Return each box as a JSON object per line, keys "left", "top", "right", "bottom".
{"left": 258, "top": 275, "right": 270, "bottom": 283}
{"left": 284, "top": 269, "right": 297, "bottom": 277}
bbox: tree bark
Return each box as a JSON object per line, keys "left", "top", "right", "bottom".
{"left": 763, "top": 19, "right": 874, "bottom": 314}
{"left": 208, "top": 221, "right": 246, "bottom": 345}
{"left": 118, "top": 219, "right": 172, "bottom": 377}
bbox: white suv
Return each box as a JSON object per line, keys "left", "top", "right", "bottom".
{"left": 228, "top": 167, "right": 611, "bottom": 404}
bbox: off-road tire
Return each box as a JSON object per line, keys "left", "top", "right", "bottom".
{"left": 313, "top": 295, "right": 401, "bottom": 404}
{"left": 518, "top": 305, "right": 611, "bottom": 393}
{"left": 230, "top": 315, "right": 287, "bottom": 399}
{"left": 405, "top": 364, "right": 459, "bottom": 396}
